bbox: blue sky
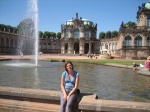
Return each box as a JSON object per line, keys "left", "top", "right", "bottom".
{"left": 0, "top": 0, "right": 148, "bottom": 36}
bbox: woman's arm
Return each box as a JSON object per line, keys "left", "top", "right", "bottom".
{"left": 61, "top": 76, "right": 67, "bottom": 98}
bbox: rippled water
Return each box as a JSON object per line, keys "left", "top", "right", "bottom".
{"left": 0, "top": 60, "right": 150, "bottom": 102}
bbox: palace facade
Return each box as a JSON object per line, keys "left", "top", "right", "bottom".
{"left": 60, "top": 13, "right": 100, "bottom": 54}
{"left": 100, "top": 0, "right": 150, "bottom": 59}
{"left": 0, "top": 1, "right": 150, "bottom": 59}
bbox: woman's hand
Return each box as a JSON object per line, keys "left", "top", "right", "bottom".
{"left": 67, "top": 94, "right": 70, "bottom": 101}
{"left": 63, "top": 94, "right": 67, "bottom": 101}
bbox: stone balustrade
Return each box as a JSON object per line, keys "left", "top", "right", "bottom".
{"left": 0, "top": 86, "right": 150, "bottom": 112}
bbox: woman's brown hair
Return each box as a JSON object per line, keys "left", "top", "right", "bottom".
{"left": 64, "top": 61, "right": 74, "bottom": 71}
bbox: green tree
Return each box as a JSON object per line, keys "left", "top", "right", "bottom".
{"left": 17, "top": 18, "right": 34, "bottom": 36}
{"left": 43, "top": 31, "right": 51, "bottom": 38}
{"left": 0, "top": 24, "right": 6, "bottom": 31}
{"left": 6, "top": 25, "right": 13, "bottom": 32}
{"left": 105, "top": 31, "right": 111, "bottom": 38}
{"left": 12, "top": 27, "right": 18, "bottom": 33}
{"left": 50, "top": 32, "right": 56, "bottom": 38}
{"left": 111, "top": 31, "right": 118, "bottom": 38}
{"left": 99, "top": 32, "right": 105, "bottom": 39}
{"left": 57, "top": 32, "right": 61, "bottom": 39}
{"left": 39, "top": 31, "right": 43, "bottom": 38}
{"left": 125, "top": 21, "right": 136, "bottom": 28}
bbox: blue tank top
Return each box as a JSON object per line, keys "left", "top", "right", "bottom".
{"left": 62, "top": 70, "right": 79, "bottom": 90}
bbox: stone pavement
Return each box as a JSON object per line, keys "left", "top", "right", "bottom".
{"left": 0, "top": 54, "right": 89, "bottom": 60}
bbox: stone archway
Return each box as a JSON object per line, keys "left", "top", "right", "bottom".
{"left": 74, "top": 42, "right": 79, "bottom": 54}
{"left": 65, "top": 43, "right": 68, "bottom": 53}
{"left": 84, "top": 43, "right": 89, "bottom": 54}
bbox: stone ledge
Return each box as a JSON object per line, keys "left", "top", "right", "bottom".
{"left": 0, "top": 86, "right": 60, "bottom": 104}
{"left": 0, "top": 98, "right": 60, "bottom": 112}
{"left": 79, "top": 96, "right": 150, "bottom": 112}
{"left": 0, "top": 86, "right": 150, "bottom": 112}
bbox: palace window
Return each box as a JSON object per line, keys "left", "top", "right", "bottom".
{"left": 101, "top": 43, "right": 104, "bottom": 50}
{"left": 135, "top": 36, "right": 142, "bottom": 46}
{"left": 6, "top": 38, "right": 9, "bottom": 47}
{"left": 10, "top": 39, "right": 13, "bottom": 47}
{"left": 65, "top": 29, "right": 69, "bottom": 38}
{"left": 74, "top": 28, "right": 79, "bottom": 38}
{"left": 124, "top": 36, "right": 132, "bottom": 46}
{"left": 1, "top": 38, "right": 4, "bottom": 47}
{"left": 105, "top": 43, "right": 108, "bottom": 49}
{"left": 84, "top": 29, "right": 89, "bottom": 38}
{"left": 147, "top": 15, "right": 150, "bottom": 26}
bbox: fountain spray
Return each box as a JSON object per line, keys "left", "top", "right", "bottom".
{"left": 28, "top": 0, "right": 39, "bottom": 66}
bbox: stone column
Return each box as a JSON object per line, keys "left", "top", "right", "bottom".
{"left": 120, "top": 50, "right": 126, "bottom": 58}
{"left": 142, "top": 36, "right": 147, "bottom": 46}
{"left": 68, "top": 38, "right": 74, "bottom": 54}
{"left": 79, "top": 27, "right": 84, "bottom": 38}
{"left": 132, "top": 37, "right": 135, "bottom": 48}
{"left": 61, "top": 40, "right": 65, "bottom": 54}
{"left": 61, "top": 30, "right": 65, "bottom": 38}
{"left": 88, "top": 42, "right": 92, "bottom": 54}
{"left": 133, "top": 50, "right": 137, "bottom": 59}
{"left": 89, "top": 30, "right": 91, "bottom": 38}
{"left": 69, "top": 28, "right": 73, "bottom": 38}
{"left": 79, "top": 40, "right": 84, "bottom": 54}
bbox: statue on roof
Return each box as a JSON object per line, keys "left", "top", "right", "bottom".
{"left": 142, "top": 3, "right": 145, "bottom": 8}
{"left": 76, "top": 13, "right": 78, "bottom": 18}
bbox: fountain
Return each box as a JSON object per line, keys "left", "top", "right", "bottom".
{"left": 17, "top": 0, "right": 39, "bottom": 67}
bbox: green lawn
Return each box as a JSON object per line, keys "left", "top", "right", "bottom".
{"left": 46, "top": 58, "right": 145, "bottom": 66}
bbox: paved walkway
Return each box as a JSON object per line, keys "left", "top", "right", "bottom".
{"left": 0, "top": 54, "right": 89, "bottom": 60}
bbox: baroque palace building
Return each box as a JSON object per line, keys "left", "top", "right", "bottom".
{"left": 60, "top": 13, "right": 100, "bottom": 54}
{"left": 100, "top": 0, "right": 150, "bottom": 59}
{"left": 0, "top": 1, "right": 150, "bottom": 59}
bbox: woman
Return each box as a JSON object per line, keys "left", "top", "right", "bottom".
{"left": 60, "top": 61, "right": 79, "bottom": 112}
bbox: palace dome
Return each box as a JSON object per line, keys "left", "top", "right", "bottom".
{"left": 145, "top": 0, "right": 150, "bottom": 9}
{"left": 65, "top": 19, "right": 93, "bottom": 25}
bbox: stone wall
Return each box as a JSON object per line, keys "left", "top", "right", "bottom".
{"left": 0, "top": 86, "right": 150, "bottom": 112}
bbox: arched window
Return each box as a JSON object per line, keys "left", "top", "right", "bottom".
{"left": 135, "top": 36, "right": 142, "bottom": 46}
{"left": 1, "top": 38, "right": 4, "bottom": 47}
{"left": 65, "top": 29, "right": 69, "bottom": 38}
{"left": 6, "top": 38, "right": 9, "bottom": 47}
{"left": 109, "top": 43, "right": 112, "bottom": 50}
{"left": 0, "top": 38, "right": 1, "bottom": 47}
{"left": 147, "top": 36, "right": 150, "bottom": 46}
{"left": 124, "top": 36, "right": 132, "bottom": 46}
{"left": 101, "top": 43, "right": 104, "bottom": 50}
{"left": 10, "top": 39, "right": 13, "bottom": 47}
{"left": 74, "top": 28, "right": 79, "bottom": 38}
{"left": 115, "top": 43, "right": 117, "bottom": 50}
{"left": 147, "top": 15, "right": 150, "bottom": 26}
{"left": 48, "top": 43, "right": 51, "bottom": 49}
{"left": 84, "top": 29, "right": 89, "bottom": 38}
{"left": 105, "top": 43, "right": 108, "bottom": 49}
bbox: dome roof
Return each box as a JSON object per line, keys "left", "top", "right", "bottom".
{"left": 145, "top": 0, "right": 150, "bottom": 9}
{"left": 82, "top": 19, "right": 93, "bottom": 25}
{"left": 65, "top": 18, "right": 93, "bottom": 25}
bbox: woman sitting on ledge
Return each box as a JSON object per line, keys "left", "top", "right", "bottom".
{"left": 60, "top": 61, "right": 79, "bottom": 112}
